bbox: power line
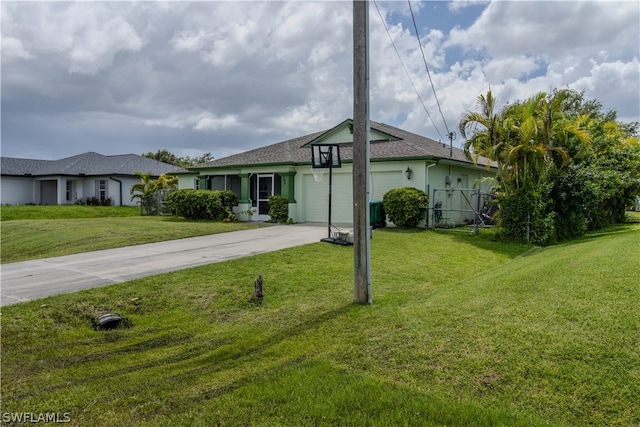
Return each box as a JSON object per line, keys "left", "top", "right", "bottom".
{"left": 373, "top": 0, "right": 445, "bottom": 142}
{"left": 407, "top": 0, "right": 451, "bottom": 136}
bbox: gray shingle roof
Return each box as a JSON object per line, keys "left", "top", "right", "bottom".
{"left": 193, "top": 120, "right": 494, "bottom": 169}
{"left": 1, "top": 152, "right": 184, "bottom": 177}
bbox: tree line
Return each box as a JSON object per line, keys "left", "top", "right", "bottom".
{"left": 460, "top": 89, "right": 640, "bottom": 244}
{"left": 142, "top": 149, "right": 213, "bottom": 168}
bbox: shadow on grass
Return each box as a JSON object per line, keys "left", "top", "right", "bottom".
{"left": 446, "top": 218, "right": 639, "bottom": 257}
{"left": 443, "top": 230, "right": 531, "bottom": 259}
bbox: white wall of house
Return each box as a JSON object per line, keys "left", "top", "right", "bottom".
{"left": 0, "top": 176, "right": 36, "bottom": 205}
{"left": 1, "top": 174, "right": 172, "bottom": 206}
{"left": 111, "top": 176, "right": 148, "bottom": 206}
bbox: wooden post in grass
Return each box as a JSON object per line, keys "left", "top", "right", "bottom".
{"left": 253, "top": 274, "right": 264, "bottom": 300}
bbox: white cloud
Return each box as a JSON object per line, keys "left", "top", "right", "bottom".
{"left": 572, "top": 59, "right": 640, "bottom": 122}
{"left": 1, "top": 36, "right": 34, "bottom": 61}
{"left": 448, "top": 1, "right": 490, "bottom": 13}
{"left": 483, "top": 56, "right": 542, "bottom": 83}
{"left": 446, "top": 1, "right": 638, "bottom": 60}
{"left": 144, "top": 111, "right": 239, "bottom": 132}
{"left": 2, "top": 3, "right": 144, "bottom": 75}
{"left": 170, "top": 29, "right": 211, "bottom": 53}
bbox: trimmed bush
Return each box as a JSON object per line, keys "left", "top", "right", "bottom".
{"left": 268, "top": 195, "right": 289, "bottom": 223}
{"left": 219, "top": 190, "right": 238, "bottom": 209}
{"left": 382, "top": 187, "right": 428, "bottom": 229}
{"left": 167, "top": 189, "right": 236, "bottom": 220}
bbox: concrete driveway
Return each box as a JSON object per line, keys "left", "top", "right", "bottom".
{"left": 1, "top": 224, "right": 327, "bottom": 306}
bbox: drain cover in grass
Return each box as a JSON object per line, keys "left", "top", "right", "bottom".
{"left": 95, "top": 313, "right": 122, "bottom": 330}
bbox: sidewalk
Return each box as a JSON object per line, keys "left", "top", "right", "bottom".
{"left": 0, "top": 224, "right": 327, "bottom": 306}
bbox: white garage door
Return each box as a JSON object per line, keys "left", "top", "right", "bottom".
{"left": 304, "top": 171, "right": 353, "bottom": 223}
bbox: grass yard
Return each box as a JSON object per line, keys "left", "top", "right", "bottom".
{"left": 2, "top": 219, "right": 639, "bottom": 426}
{"left": 0, "top": 206, "right": 262, "bottom": 263}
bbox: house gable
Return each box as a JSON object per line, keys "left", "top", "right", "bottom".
{"left": 304, "top": 119, "right": 399, "bottom": 146}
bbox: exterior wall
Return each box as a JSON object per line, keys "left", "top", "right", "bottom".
{"left": 0, "top": 176, "right": 36, "bottom": 205}
{"left": 297, "top": 160, "right": 496, "bottom": 226}
{"left": 184, "top": 167, "right": 299, "bottom": 222}
{"left": 425, "top": 162, "right": 494, "bottom": 227}
{"left": 181, "top": 160, "right": 496, "bottom": 226}
{"left": 1, "top": 174, "right": 175, "bottom": 206}
{"left": 78, "top": 176, "right": 147, "bottom": 206}
{"left": 177, "top": 174, "right": 199, "bottom": 190}
{"left": 115, "top": 176, "right": 144, "bottom": 206}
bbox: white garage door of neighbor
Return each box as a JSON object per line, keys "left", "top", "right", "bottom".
{"left": 304, "top": 172, "right": 353, "bottom": 223}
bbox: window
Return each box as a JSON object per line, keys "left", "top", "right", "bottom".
{"left": 96, "top": 179, "right": 107, "bottom": 202}
{"left": 66, "top": 181, "right": 72, "bottom": 201}
{"left": 194, "top": 178, "right": 200, "bottom": 190}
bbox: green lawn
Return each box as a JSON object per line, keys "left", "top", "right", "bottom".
{"left": 2, "top": 220, "right": 638, "bottom": 426}
{"left": 0, "top": 205, "right": 142, "bottom": 221}
{"left": 1, "top": 206, "right": 262, "bottom": 263}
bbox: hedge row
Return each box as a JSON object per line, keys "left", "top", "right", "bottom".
{"left": 166, "top": 189, "right": 237, "bottom": 220}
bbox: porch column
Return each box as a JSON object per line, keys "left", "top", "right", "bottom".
{"left": 238, "top": 173, "right": 250, "bottom": 203}
{"left": 279, "top": 172, "right": 297, "bottom": 203}
{"left": 57, "top": 177, "right": 65, "bottom": 205}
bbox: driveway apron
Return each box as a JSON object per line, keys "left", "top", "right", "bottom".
{"left": 1, "top": 224, "right": 327, "bottom": 306}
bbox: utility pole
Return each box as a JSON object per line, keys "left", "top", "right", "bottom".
{"left": 448, "top": 131, "right": 456, "bottom": 158}
{"left": 353, "top": 0, "right": 372, "bottom": 304}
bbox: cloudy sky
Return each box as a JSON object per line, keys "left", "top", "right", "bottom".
{"left": 2, "top": 0, "right": 639, "bottom": 161}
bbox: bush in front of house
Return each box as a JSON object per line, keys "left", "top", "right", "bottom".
{"left": 382, "top": 187, "right": 429, "bottom": 228}
{"left": 219, "top": 190, "right": 238, "bottom": 209}
{"left": 268, "top": 195, "right": 289, "bottom": 223}
{"left": 76, "top": 196, "right": 114, "bottom": 207}
{"left": 167, "top": 189, "right": 236, "bottom": 220}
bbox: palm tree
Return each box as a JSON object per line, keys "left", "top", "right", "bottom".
{"left": 503, "top": 90, "right": 589, "bottom": 191}
{"left": 459, "top": 90, "right": 505, "bottom": 164}
{"left": 461, "top": 90, "right": 589, "bottom": 193}
{"left": 130, "top": 171, "right": 159, "bottom": 215}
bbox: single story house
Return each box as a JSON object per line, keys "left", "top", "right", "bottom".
{"left": 1, "top": 152, "right": 183, "bottom": 206}
{"left": 178, "top": 119, "right": 497, "bottom": 226}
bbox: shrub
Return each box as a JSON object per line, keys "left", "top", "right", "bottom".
{"left": 268, "top": 195, "right": 289, "bottom": 223}
{"left": 382, "top": 187, "right": 428, "bottom": 228}
{"left": 76, "top": 196, "right": 113, "bottom": 207}
{"left": 219, "top": 190, "right": 238, "bottom": 209}
{"left": 497, "top": 187, "right": 556, "bottom": 245}
{"left": 166, "top": 189, "right": 231, "bottom": 220}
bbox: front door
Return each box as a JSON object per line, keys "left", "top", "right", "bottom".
{"left": 257, "top": 174, "right": 274, "bottom": 218}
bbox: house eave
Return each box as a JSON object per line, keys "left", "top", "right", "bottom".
{"left": 187, "top": 162, "right": 306, "bottom": 172}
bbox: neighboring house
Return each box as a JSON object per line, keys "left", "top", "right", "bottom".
{"left": 178, "top": 119, "right": 498, "bottom": 226}
{"left": 1, "top": 152, "right": 183, "bottom": 206}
